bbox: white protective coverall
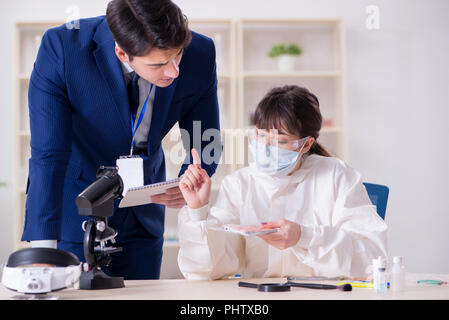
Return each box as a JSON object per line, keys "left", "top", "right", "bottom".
{"left": 177, "top": 154, "right": 388, "bottom": 280}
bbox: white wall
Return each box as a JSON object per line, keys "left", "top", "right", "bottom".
{"left": 0, "top": 0, "right": 448, "bottom": 274}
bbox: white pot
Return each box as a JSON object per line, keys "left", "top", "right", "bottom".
{"left": 277, "top": 55, "right": 297, "bottom": 72}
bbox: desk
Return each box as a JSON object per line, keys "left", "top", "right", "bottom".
{"left": 1, "top": 273, "right": 448, "bottom": 300}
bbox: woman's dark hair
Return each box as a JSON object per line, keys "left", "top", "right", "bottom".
{"left": 106, "top": 0, "right": 192, "bottom": 59}
{"left": 252, "top": 85, "right": 331, "bottom": 157}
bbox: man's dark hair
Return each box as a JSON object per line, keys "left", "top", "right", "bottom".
{"left": 106, "top": 0, "right": 192, "bottom": 59}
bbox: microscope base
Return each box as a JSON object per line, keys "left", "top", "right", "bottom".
{"left": 79, "top": 268, "right": 124, "bottom": 290}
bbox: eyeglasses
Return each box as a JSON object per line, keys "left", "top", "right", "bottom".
{"left": 248, "top": 127, "right": 310, "bottom": 151}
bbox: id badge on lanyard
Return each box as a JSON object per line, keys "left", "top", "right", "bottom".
{"left": 116, "top": 83, "right": 153, "bottom": 194}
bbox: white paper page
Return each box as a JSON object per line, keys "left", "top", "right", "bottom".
{"left": 116, "top": 156, "right": 144, "bottom": 195}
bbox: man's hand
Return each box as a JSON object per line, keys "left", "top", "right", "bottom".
{"left": 257, "top": 219, "right": 302, "bottom": 250}
{"left": 151, "top": 187, "right": 186, "bottom": 208}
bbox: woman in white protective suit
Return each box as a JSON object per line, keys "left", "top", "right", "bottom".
{"left": 176, "top": 85, "right": 388, "bottom": 280}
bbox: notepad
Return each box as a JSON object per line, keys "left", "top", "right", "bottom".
{"left": 118, "top": 177, "right": 181, "bottom": 208}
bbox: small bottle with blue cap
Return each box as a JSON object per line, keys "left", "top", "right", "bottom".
{"left": 374, "top": 256, "right": 387, "bottom": 294}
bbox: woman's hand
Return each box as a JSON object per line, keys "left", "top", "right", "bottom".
{"left": 257, "top": 219, "right": 301, "bottom": 250}
{"left": 179, "top": 148, "right": 212, "bottom": 209}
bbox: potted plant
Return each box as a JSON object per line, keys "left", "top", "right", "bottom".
{"left": 268, "top": 43, "right": 303, "bottom": 72}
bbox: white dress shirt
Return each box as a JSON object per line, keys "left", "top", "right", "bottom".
{"left": 120, "top": 61, "right": 155, "bottom": 152}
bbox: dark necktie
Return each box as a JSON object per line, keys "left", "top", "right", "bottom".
{"left": 127, "top": 72, "right": 140, "bottom": 120}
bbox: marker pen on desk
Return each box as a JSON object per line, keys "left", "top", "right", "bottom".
{"left": 417, "top": 280, "right": 447, "bottom": 285}
{"left": 336, "top": 281, "right": 390, "bottom": 288}
{"left": 337, "top": 282, "right": 373, "bottom": 288}
{"left": 287, "top": 276, "right": 346, "bottom": 281}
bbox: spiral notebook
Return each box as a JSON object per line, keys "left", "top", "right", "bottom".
{"left": 118, "top": 177, "right": 181, "bottom": 208}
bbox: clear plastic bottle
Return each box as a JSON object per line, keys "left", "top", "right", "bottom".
{"left": 374, "top": 256, "right": 387, "bottom": 294}
{"left": 390, "top": 256, "right": 405, "bottom": 292}
{"left": 372, "top": 258, "right": 379, "bottom": 291}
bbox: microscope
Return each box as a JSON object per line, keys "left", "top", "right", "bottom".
{"left": 75, "top": 166, "right": 125, "bottom": 290}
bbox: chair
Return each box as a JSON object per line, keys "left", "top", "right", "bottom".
{"left": 363, "top": 183, "right": 389, "bottom": 220}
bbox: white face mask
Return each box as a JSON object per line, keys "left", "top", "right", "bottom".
{"left": 249, "top": 136, "right": 309, "bottom": 176}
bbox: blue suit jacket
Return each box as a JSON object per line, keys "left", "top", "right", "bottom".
{"left": 22, "top": 16, "right": 220, "bottom": 243}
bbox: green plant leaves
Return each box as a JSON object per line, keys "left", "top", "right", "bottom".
{"left": 268, "top": 43, "right": 303, "bottom": 58}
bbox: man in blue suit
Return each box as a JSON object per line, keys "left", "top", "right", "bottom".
{"left": 22, "top": 0, "right": 221, "bottom": 279}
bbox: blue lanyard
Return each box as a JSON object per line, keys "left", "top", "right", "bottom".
{"left": 130, "top": 83, "right": 153, "bottom": 155}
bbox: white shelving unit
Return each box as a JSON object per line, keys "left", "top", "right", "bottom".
{"left": 13, "top": 19, "right": 347, "bottom": 279}
{"left": 237, "top": 19, "right": 347, "bottom": 160}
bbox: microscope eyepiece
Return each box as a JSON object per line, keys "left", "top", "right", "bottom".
{"left": 76, "top": 166, "right": 123, "bottom": 217}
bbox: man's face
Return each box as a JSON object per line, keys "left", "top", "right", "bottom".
{"left": 115, "top": 45, "right": 183, "bottom": 88}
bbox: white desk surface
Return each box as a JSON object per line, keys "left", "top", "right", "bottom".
{"left": 1, "top": 273, "right": 448, "bottom": 300}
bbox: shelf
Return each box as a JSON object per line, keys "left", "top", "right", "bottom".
{"left": 163, "top": 240, "right": 180, "bottom": 248}
{"left": 18, "top": 130, "right": 30, "bottom": 137}
{"left": 321, "top": 126, "right": 344, "bottom": 133}
{"left": 17, "top": 74, "right": 30, "bottom": 80}
{"left": 242, "top": 71, "right": 342, "bottom": 78}
{"left": 241, "top": 18, "right": 342, "bottom": 24}
{"left": 18, "top": 188, "right": 27, "bottom": 194}
{"left": 16, "top": 21, "right": 64, "bottom": 27}
{"left": 190, "top": 19, "right": 235, "bottom": 80}
{"left": 14, "top": 242, "right": 30, "bottom": 250}
{"left": 217, "top": 73, "right": 232, "bottom": 80}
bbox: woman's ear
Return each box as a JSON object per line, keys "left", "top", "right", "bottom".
{"left": 288, "top": 137, "right": 315, "bottom": 176}
{"left": 302, "top": 137, "right": 315, "bottom": 154}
